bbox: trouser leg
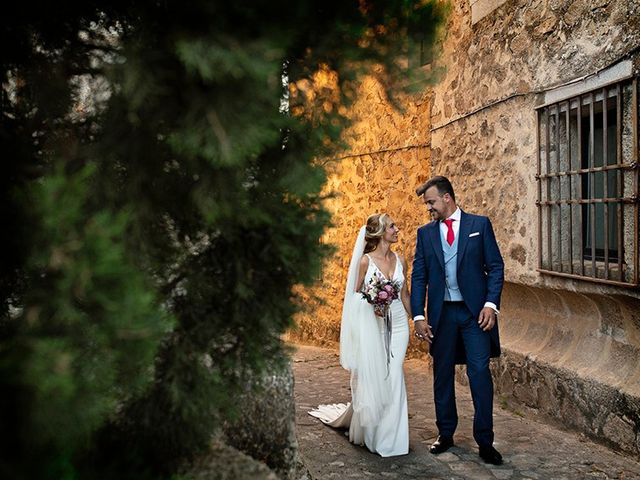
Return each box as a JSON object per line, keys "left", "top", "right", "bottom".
{"left": 459, "top": 307, "right": 494, "bottom": 447}
{"left": 431, "top": 306, "right": 458, "bottom": 438}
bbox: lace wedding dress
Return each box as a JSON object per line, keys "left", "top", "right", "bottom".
{"left": 308, "top": 228, "right": 409, "bottom": 457}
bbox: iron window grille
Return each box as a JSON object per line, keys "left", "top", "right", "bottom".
{"left": 536, "top": 77, "right": 639, "bottom": 287}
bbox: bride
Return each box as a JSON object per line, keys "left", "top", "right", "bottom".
{"left": 309, "top": 213, "right": 411, "bottom": 457}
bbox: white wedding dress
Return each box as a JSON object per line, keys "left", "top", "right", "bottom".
{"left": 309, "top": 248, "right": 409, "bottom": 457}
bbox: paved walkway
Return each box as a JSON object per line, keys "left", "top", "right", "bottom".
{"left": 292, "top": 343, "right": 640, "bottom": 480}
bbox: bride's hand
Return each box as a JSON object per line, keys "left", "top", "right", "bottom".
{"left": 414, "top": 320, "right": 433, "bottom": 343}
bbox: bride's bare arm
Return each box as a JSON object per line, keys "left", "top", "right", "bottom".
{"left": 355, "top": 255, "right": 369, "bottom": 293}
{"left": 399, "top": 255, "right": 412, "bottom": 317}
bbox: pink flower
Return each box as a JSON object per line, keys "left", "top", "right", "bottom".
{"left": 384, "top": 284, "right": 393, "bottom": 292}
{"left": 378, "top": 291, "right": 389, "bottom": 300}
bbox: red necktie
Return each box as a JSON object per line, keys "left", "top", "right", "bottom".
{"left": 443, "top": 218, "right": 455, "bottom": 246}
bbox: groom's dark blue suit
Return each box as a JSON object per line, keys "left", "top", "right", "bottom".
{"left": 411, "top": 210, "right": 504, "bottom": 446}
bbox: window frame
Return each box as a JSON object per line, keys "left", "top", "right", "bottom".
{"left": 535, "top": 77, "right": 640, "bottom": 288}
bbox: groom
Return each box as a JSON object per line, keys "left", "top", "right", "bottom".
{"left": 410, "top": 176, "right": 504, "bottom": 465}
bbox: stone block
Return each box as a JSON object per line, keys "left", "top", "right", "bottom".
{"left": 495, "top": 348, "right": 640, "bottom": 458}
{"left": 223, "top": 360, "right": 298, "bottom": 479}
{"left": 563, "top": 0, "right": 589, "bottom": 26}
{"left": 470, "top": 0, "right": 507, "bottom": 24}
{"left": 602, "top": 414, "right": 636, "bottom": 448}
{"left": 182, "top": 439, "right": 278, "bottom": 480}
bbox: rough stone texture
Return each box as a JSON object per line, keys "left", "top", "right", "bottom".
{"left": 430, "top": 0, "right": 640, "bottom": 292}
{"left": 432, "top": 0, "right": 640, "bottom": 126}
{"left": 181, "top": 439, "right": 278, "bottom": 480}
{"left": 223, "top": 360, "right": 298, "bottom": 479}
{"left": 491, "top": 347, "right": 640, "bottom": 458}
{"left": 290, "top": 75, "right": 432, "bottom": 359}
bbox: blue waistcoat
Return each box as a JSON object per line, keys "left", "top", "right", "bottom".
{"left": 441, "top": 226, "right": 463, "bottom": 302}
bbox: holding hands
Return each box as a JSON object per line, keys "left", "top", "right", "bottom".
{"left": 414, "top": 319, "right": 434, "bottom": 343}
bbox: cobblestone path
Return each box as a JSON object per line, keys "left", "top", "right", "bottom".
{"left": 293, "top": 343, "right": 640, "bottom": 480}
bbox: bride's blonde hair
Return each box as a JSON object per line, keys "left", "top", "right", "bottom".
{"left": 364, "top": 213, "right": 391, "bottom": 253}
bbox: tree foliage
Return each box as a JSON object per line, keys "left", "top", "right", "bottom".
{"left": 1, "top": 1, "right": 444, "bottom": 478}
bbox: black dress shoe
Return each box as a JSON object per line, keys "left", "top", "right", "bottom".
{"left": 479, "top": 445, "right": 503, "bottom": 465}
{"left": 429, "top": 436, "right": 454, "bottom": 454}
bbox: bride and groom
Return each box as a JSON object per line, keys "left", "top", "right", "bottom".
{"left": 309, "top": 176, "right": 505, "bottom": 465}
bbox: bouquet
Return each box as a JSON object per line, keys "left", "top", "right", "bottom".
{"left": 361, "top": 272, "right": 402, "bottom": 318}
{"left": 361, "top": 272, "right": 402, "bottom": 371}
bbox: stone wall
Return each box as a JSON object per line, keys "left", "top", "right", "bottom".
{"left": 430, "top": 0, "right": 640, "bottom": 290}
{"left": 181, "top": 440, "right": 278, "bottom": 480}
{"left": 223, "top": 361, "right": 298, "bottom": 479}
{"left": 432, "top": 0, "right": 640, "bottom": 457}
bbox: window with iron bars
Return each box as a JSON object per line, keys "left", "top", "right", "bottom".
{"left": 536, "top": 77, "right": 639, "bottom": 287}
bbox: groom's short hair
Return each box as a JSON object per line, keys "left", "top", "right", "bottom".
{"left": 416, "top": 176, "right": 456, "bottom": 201}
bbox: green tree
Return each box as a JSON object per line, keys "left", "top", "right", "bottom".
{"left": 1, "top": 1, "right": 444, "bottom": 478}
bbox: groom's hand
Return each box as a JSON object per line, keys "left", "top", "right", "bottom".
{"left": 478, "top": 307, "right": 497, "bottom": 331}
{"left": 414, "top": 320, "right": 433, "bottom": 343}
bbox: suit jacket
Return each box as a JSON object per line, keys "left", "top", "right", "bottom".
{"left": 410, "top": 210, "right": 504, "bottom": 363}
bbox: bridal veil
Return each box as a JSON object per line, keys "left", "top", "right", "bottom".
{"left": 339, "top": 226, "right": 391, "bottom": 426}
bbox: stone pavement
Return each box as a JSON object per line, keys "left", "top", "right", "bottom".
{"left": 292, "top": 343, "right": 640, "bottom": 480}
